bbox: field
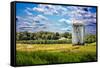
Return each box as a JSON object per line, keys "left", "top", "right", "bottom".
{"left": 15, "top": 3, "right": 97, "bottom": 66}
{"left": 16, "top": 43, "right": 97, "bottom": 65}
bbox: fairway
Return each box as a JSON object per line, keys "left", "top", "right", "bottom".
{"left": 16, "top": 43, "right": 97, "bottom": 65}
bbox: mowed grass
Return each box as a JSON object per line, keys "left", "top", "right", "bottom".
{"left": 16, "top": 43, "right": 97, "bottom": 65}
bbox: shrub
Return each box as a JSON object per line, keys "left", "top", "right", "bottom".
{"left": 16, "top": 39, "right": 72, "bottom": 44}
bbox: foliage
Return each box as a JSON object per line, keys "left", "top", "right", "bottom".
{"left": 62, "top": 32, "right": 72, "bottom": 39}
{"left": 16, "top": 31, "right": 96, "bottom": 44}
{"left": 85, "top": 34, "right": 96, "bottom": 43}
{"left": 16, "top": 31, "right": 71, "bottom": 40}
{"left": 16, "top": 39, "right": 72, "bottom": 44}
{"left": 16, "top": 43, "right": 97, "bottom": 65}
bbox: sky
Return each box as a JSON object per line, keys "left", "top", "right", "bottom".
{"left": 16, "top": 2, "right": 97, "bottom": 34}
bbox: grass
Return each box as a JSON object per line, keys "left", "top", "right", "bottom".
{"left": 16, "top": 43, "right": 97, "bottom": 65}
{"left": 16, "top": 39, "right": 72, "bottom": 44}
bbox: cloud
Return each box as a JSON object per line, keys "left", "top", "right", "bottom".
{"left": 24, "top": 7, "right": 33, "bottom": 16}
{"left": 25, "top": 10, "right": 33, "bottom": 15}
{"left": 32, "top": 4, "right": 96, "bottom": 25}
{"left": 34, "top": 15, "right": 48, "bottom": 21}
{"left": 16, "top": 4, "right": 96, "bottom": 33}
{"left": 57, "top": 18, "right": 72, "bottom": 32}
{"left": 16, "top": 16, "right": 33, "bottom": 32}
{"left": 60, "top": 26, "right": 72, "bottom": 32}
{"left": 16, "top": 14, "right": 49, "bottom": 32}
{"left": 33, "top": 7, "right": 45, "bottom": 13}
{"left": 59, "top": 18, "right": 72, "bottom": 25}
{"left": 33, "top": 4, "right": 68, "bottom": 15}
{"left": 26, "top": 7, "right": 32, "bottom": 11}
{"left": 33, "top": 5, "right": 89, "bottom": 17}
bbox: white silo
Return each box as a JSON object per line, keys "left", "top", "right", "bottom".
{"left": 72, "top": 20, "right": 85, "bottom": 45}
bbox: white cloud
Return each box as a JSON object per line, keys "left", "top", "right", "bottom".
{"left": 25, "top": 8, "right": 33, "bottom": 15}
{"left": 30, "top": 4, "right": 97, "bottom": 25}
{"left": 26, "top": 7, "right": 32, "bottom": 11}
{"left": 60, "top": 26, "right": 72, "bottom": 32}
{"left": 16, "top": 5, "right": 96, "bottom": 32}
{"left": 36, "top": 15, "right": 48, "bottom": 20}
{"left": 33, "top": 7, "right": 45, "bottom": 12}
{"left": 59, "top": 18, "right": 72, "bottom": 24}
{"left": 16, "top": 14, "right": 49, "bottom": 32}
{"left": 32, "top": 4, "right": 68, "bottom": 15}
{"left": 25, "top": 10, "right": 33, "bottom": 15}
{"left": 60, "top": 28, "right": 69, "bottom": 31}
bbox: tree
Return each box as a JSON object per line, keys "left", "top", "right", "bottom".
{"left": 63, "top": 32, "right": 69, "bottom": 38}
{"left": 85, "top": 34, "right": 96, "bottom": 43}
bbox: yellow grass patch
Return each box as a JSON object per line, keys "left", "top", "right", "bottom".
{"left": 16, "top": 43, "right": 96, "bottom": 53}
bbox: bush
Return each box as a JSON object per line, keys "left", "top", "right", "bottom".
{"left": 85, "top": 34, "right": 96, "bottom": 43}
{"left": 16, "top": 39, "right": 72, "bottom": 44}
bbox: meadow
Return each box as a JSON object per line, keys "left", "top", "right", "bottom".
{"left": 16, "top": 43, "right": 97, "bottom": 65}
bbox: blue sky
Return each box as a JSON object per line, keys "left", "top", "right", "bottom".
{"left": 16, "top": 2, "right": 97, "bottom": 34}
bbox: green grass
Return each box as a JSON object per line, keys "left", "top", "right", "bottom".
{"left": 16, "top": 43, "right": 97, "bottom": 65}
{"left": 16, "top": 39, "right": 72, "bottom": 44}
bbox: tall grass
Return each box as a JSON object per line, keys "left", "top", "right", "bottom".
{"left": 16, "top": 50, "right": 96, "bottom": 65}
{"left": 16, "top": 43, "right": 97, "bottom": 65}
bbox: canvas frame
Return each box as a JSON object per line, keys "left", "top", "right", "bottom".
{"left": 10, "top": 1, "right": 98, "bottom": 67}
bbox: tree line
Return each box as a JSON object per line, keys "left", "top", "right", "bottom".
{"left": 16, "top": 31, "right": 72, "bottom": 40}
{"left": 16, "top": 31, "right": 96, "bottom": 44}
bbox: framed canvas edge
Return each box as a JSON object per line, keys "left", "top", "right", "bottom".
{"left": 10, "top": 1, "right": 98, "bottom": 67}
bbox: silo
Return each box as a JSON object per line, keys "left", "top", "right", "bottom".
{"left": 72, "top": 20, "right": 85, "bottom": 45}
